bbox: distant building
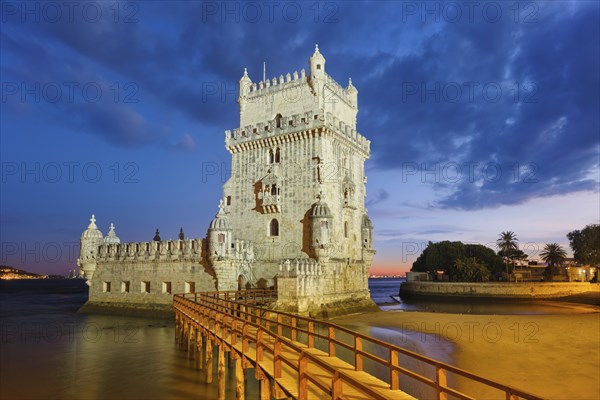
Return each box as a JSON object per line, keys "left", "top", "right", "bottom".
{"left": 78, "top": 46, "right": 376, "bottom": 316}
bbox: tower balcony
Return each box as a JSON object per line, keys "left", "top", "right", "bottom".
{"left": 261, "top": 194, "right": 281, "bottom": 213}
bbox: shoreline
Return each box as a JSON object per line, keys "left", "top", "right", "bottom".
{"left": 400, "top": 281, "right": 600, "bottom": 301}
{"left": 331, "top": 306, "right": 600, "bottom": 399}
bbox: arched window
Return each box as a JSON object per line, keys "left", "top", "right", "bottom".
{"left": 275, "top": 147, "right": 281, "bottom": 163}
{"left": 275, "top": 114, "right": 283, "bottom": 129}
{"left": 271, "top": 184, "right": 277, "bottom": 196}
{"left": 270, "top": 219, "right": 279, "bottom": 237}
{"left": 268, "top": 149, "right": 274, "bottom": 164}
{"left": 344, "top": 221, "right": 348, "bottom": 238}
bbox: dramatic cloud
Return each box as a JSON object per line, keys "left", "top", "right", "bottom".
{"left": 1, "top": 1, "right": 598, "bottom": 274}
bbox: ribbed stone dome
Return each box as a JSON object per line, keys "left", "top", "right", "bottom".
{"left": 209, "top": 215, "right": 231, "bottom": 230}
{"left": 81, "top": 214, "right": 103, "bottom": 239}
{"left": 103, "top": 223, "right": 121, "bottom": 244}
{"left": 311, "top": 201, "right": 332, "bottom": 218}
{"left": 209, "top": 201, "right": 231, "bottom": 230}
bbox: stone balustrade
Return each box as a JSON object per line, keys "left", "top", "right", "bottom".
{"left": 278, "top": 258, "right": 322, "bottom": 277}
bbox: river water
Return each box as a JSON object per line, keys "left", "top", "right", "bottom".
{"left": 0, "top": 279, "right": 589, "bottom": 399}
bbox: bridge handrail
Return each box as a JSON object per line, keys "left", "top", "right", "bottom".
{"left": 174, "top": 291, "right": 544, "bottom": 400}
{"left": 175, "top": 294, "right": 401, "bottom": 399}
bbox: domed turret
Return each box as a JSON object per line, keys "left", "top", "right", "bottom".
{"left": 103, "top": 223, "right": 121, "bottom": 244}
{"left": 361, "top": 211, "right": 373, "bottom": 250}
{"left": 208, "top": 200, "right": 232, "bottom": 261}
{"left": 77, "top": 214, "right": 104, "bottom": 284}
{"left": 309, "top": 196, "right": 333, "bottom": 261}
{"left": 81, "top": 214, "right": 103, "bottom": 240}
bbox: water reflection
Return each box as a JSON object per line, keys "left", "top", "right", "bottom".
{"left": 1, "top": 314, "right": 260, "bottom": 400}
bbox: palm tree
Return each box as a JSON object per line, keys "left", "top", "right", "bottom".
{"left": 540, "top": 243, "right": 567, "bottom": 281}
{"left": 497, "top": 231, "right": 518, "bottom": 279}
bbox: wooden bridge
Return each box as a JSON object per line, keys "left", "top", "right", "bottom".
{"left": 173, "top": 289, "right": 544, "bottom": 400}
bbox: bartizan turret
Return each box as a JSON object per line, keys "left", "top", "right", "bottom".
{"left": 77, "top": 214, "right": 104, "bottom": 285}
{"left": 310, "top": 197, "right": 333, "bottom": 261}
{"left": 361, "top": 211, "right": 374, "bottom": 251}
{"left": 207, "top": 200, "right": 232, "bottom": 261}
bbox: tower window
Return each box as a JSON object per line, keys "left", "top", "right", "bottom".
{"left": 270, "top": 219, "right": 279, "bottom": 237}
{"left": 185, "top": 281, "right": 195, "bottom": 294}
{"left": 344, "top": 221, "right": 349, "bottom": 238}
{"left": 320, "top": 220, "right": 328, "bottom": 229}
{"left": 317, "top": 64, "right": 321, "bottom": 70}
{"left": 269, "top": 149, "right": 274, "bottom": 164}
{"left": 226, "top": 195, "right": 231, "bottom": 205}
{"left": 218, "top": 233, "right": 225, "bottom": 243}
{"left": 275, "top": 114, "right": 282, "bottom": 129}
{"left": 275, "top": 147, "right": 281, "bottom": 163}
{"left": 271, "top": 184, "right": 277, "bottom": 196}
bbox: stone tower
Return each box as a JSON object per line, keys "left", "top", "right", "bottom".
{"left": 76, "top": 46, "right": 376, "bottom": 317}
{"left": 222, "top": 45, "right": 376, "bottom": 315}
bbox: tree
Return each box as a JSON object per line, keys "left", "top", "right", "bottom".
{"left": 496, "top": 231, "right": 519, "bottom": 278}
{"left": 540, "top": 243, "right": 567, "bottom": 281}
{"left": 411, "top": 241, "right": 504, "bottom": 279}
{"left": 567, "top": 224, "right": 600, "bottom": 266}
{"left": 451, "top": 257, "right": 491, "bottom": 282}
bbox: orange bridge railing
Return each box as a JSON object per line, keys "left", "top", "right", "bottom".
{"left": 173, "top": 290, "right": 544, "bottom": 400}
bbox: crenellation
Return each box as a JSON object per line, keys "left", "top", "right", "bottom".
{"left": 226, "top": 111, "right": 369, "bottom": 155}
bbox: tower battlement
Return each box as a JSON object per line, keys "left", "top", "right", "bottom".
{"left": 224, "top": 110, "right": 370, "bottom": 155}
{"left": 237, "top": 44, "right": 359, "bottom": 132}
{"left": 241, "top": 69, "right": 356, "bottom": 109}
{"left": 97, "top": 239, "right": 203, "bottom": 262}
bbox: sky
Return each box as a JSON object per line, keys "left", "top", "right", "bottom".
{"left": 1, "top": 0, "right": 599, "bottom": 276}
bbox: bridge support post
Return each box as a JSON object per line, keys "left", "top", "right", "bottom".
{"left": 260, "top": 379, "right": 270, "bottom": 400}
{"left": 217, "top": 343, "right": 226, "bottom": 400}
{"left": 235, "top": 356, "right": 245, "bottom": 400}
{"left": 205, "top": 338, "right": 213, "bottom": 383}
{"left": 180, "top": 322, "right": 186, "bottom": 350}
{"left": 188, "top": 327, "right": 195, "bottom": 358}
{"left": 174, "top": 315, "right": 179, "bottom": 344}
{"left": 255, "top": 366, "right": 270, "bottom": 400}
{"left": 196, "top": 332, "right": 203, "bottom": 370}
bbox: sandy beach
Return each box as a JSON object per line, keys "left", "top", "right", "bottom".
{"left": 332, "top": 303, "right": 600, "bottom": 399}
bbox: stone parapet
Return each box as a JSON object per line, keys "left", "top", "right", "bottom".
{"left": 97, "top": 239, "right": 202, "bottom": 262}
{"left": 225, "top": 112, "right": 370, "bottom": 155}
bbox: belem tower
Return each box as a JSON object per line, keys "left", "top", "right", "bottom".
{"left": 77, "top": 46, "right": 376, "bottom": 316}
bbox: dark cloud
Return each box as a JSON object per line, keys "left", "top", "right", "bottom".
{"left": 351, "top": 2, "right": 600, "bottom": 209}
{"left": 2, "top": 1, "right": 597, "bottom": 208}
{"left": 366, "top": 189, "right": 389, "bottom": 207}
